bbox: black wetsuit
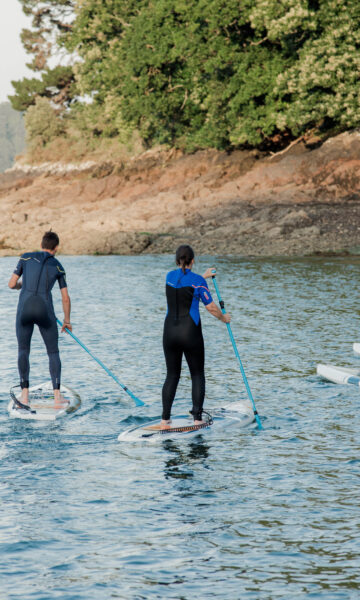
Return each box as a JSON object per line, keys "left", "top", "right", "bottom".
{"left": 162, "top": 268, "right": 213, "bottom": 421}
{"left": 14, "top": 252, "right": 67, "bottom": 389}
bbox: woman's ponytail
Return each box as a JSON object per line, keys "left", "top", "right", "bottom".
{"left": 175, "top": 245, "right": 194, "bottom": 273}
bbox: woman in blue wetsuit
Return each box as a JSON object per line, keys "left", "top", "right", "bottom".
{"left": 161, "top": 245, "right": 231, "bottom": 428}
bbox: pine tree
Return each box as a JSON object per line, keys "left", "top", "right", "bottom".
{"left": 10, "top": 0, "right": 76, "bottom": 111}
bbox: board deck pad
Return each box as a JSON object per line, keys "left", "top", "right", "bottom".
{"left": 118, "top": 401, "right": 255, "bottom": 442}
{"left": 8, "top": 382, "right": 81, "bottom": 421}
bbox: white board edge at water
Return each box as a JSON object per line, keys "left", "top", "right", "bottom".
{"left": 317, "top": 363, "right": 360, "bottom": 387}
{"left": 8, "top": 381, "right": 81, "bottom": 421}
{"left": 118, "top": 400, "right": 255, "bottom": 443}
{"left": 353, "top": 343, "right": 360, "bottom": 356}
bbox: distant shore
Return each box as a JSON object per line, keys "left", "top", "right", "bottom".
{"left": 1, "top": 131, "right": 360, "bottom": 258}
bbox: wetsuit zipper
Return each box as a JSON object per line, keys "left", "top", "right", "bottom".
{"left": 175, "top": 270, "right": 185, "bottom": 324}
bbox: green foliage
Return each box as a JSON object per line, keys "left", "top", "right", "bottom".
{"left": 10, "top": 1, "right": 76, "bottom": 113}
{"left": 15, "top": 0, "right": 360, "bottom": 154}
{"left": 274, "top": 0, "right": 360, "bottom": 134}
{"left": 25, "top": 97, "right": 65, "bottom": 148}
{"left": 9, "top": 66, "right": 76, "bottom": 111}
{"left": 0, "top": 103, "right": 26, "bottom": 172}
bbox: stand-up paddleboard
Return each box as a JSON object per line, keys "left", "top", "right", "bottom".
{"left": 8, "top": 381, "right": 81, "bottom": 421}
{"left": 317, "top": 364, "right": 360, "bottom": 387}
{"left": 353, "top": 343, "right": 360, "bottom": 356}
{"left": 118, "top": 401, "right": 255, "bottom": 442}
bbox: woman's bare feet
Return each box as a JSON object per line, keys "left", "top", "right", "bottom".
{"left": 194, "top": 420, "right": 205, "bottom": 426}
{"left": 160, "top": 419, "right": 172, "bottom": 429}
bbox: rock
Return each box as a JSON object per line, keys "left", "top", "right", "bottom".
{"left": 280, "top": 209, "right": 312, "bottom": 234}
{"left": 267, "top": 226, "right": 283, "bottom": 239}
{"left": 1, "top": 131, "right": 360, "bottom": 256}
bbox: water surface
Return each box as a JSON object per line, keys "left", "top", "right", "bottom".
{"left": 0, "top": 255, "right": 359, "bottom": 599}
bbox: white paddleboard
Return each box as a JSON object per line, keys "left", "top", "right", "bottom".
{"left": 353, "top": 343, "right": 360, "bottom": 356}
{"left": 118, "top": 401, "right": 255, "bottom": 442}
{"left": 317, "top": 364, "right": 360, "bottom": 387}
{"left": 8, "top": 381, "right": 81, "bottom": 421}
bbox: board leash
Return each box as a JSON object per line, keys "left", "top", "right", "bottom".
{"left": 144, "top": 411, "right": 213, "bottom": 436}
{"left": 211, "top": 273, "right": 263, "bottom": 430}
{"left": 158, "top": 410, "right": 214, "bottom": 433}
{"left": 56, "top": 318, "right": 145, "bottom": 407}
{"left": 10, "top": 385, "right": 36, "bottom": 414}
{"left": 142, "top": 416, "right": 213, "bottom": 437}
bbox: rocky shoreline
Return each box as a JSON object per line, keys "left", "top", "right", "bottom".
{"left": 1, "top": 131, "right": 360, "bottom": 257}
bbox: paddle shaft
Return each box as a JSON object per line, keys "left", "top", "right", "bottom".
{"left": 56, "top": 318, "right": 144, "bottom": 407}
{"left": 211, "top": 276, "right": 262, "bottom": 429}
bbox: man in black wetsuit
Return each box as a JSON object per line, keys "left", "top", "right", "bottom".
{"left": 8, "top": 231, "right": 72, "bottom": 407}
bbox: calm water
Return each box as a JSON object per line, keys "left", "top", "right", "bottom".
{"left": 0, "top": 255, "right": 359, "bottom": 600}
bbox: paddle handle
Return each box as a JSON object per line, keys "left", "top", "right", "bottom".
{"left": 56, "top": 318, "right": 145, "bottom": 407}
{"left": 211, "top": 275, "right": 262, "bottom": 429}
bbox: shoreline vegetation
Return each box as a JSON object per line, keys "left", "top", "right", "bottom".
{"left": 2, "top": 1, "right": 360, "bottom": 256}
{"left": 10, "top": 1, "right": 360, "bottom": 159}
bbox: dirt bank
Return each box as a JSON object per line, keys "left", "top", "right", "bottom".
{"left": 1, "top": 131, "right": 360, "bottom": 257}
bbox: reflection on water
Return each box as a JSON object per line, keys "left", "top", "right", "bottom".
{"left": 0, "top": 255, "right": 360, "bottom": 599}
{"left": 163, "top": 439, "right": 210, "bottom": 480}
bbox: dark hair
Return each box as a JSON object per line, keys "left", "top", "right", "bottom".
{"left": 41, "top": 231, "right": 59, "bottom": 250}
{"left": 176, "top": 244, "right": 194, "bottom": 273}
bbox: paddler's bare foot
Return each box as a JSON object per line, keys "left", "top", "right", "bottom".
{"left": 54, "top": 390, "right": 69, "bottom": 408}
{"left": 160, "top": 419, "right": 172, "bottom": 429}
{"left": 21, "top": 390, "right": 29, "bottom": 405}
{"left": 194, "top": 420, "right": 205, "bottom": 426}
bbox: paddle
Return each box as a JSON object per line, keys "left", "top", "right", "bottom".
{"left": 211, "top": 273, "right": 263, "bottom": 430}
{"left": 56, "top": 318, "right": 145, "bottom": 407}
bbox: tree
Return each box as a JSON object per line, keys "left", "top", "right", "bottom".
{"left": 10, "top": 0, "right": 76, "bottom": 111}
{"left": 274, "top": 0, "right": 360, "bottom": 135}
{"left": 12, "top": 0, "right": 360, "bottom": 154}
{"left": 10, "top": 65, "right": 75, "bottom": 111}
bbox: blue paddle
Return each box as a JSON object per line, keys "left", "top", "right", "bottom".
{"left": 56, "top": 318, "right": 145, "bottom": 407}
{"left": 211, "top": 274, "right": 263, "bottom": 429}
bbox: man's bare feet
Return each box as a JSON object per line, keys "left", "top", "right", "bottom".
{"left": 194, "top": 420, "right": 205, "bottom": 426}
{"left": 21, "top": 390, "right": 29, "bottom": 405}
{"left": 160, "top": 419, "right": 172, "bottom": 429}
{"left": 54, "top": 390, "right": 69, "bottom": 408}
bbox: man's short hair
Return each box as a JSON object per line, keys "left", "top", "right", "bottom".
{"left": 41, "top": 231, "right": 59, "bottom": 250}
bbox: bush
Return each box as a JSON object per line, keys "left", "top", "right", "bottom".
{"left": 25, "top": 97, "right": 65, "bottom": 148}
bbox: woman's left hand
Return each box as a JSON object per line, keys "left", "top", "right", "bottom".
{"left": 203, "top": 267, "right": 216, "bottom": 279}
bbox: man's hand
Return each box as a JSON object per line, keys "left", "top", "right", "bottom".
{"left": 61, "top": 321, "right": 72, "bottom": 333}
{"left": 8, "top": 274, "right": 21, "bottom": 289}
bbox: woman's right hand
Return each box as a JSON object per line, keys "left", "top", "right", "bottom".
{"left": 203, "top": 267, "right": 216, "bottom": 279}
{"left": 222, "top": 313, "right": 231, "bottom": 324}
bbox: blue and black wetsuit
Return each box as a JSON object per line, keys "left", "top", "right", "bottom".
{"left": 162, "top": 268, "right": 213, "bottom": 421}
{"left": 14, "top": 251, "right": 67, "bottom": 389}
